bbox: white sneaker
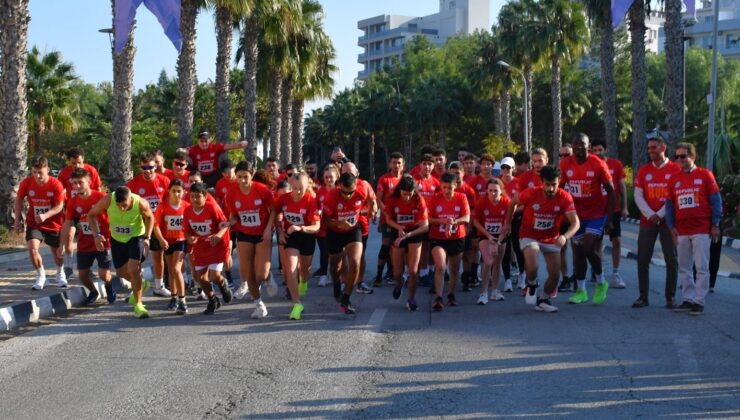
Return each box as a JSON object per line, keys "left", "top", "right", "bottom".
{"left": 503, "top": 279, "right": 513, "bottom": 292}
{"left": 317, "top": 275, "right": 329, "bottom": 287}
{"left": 517, "top": 273, "right": 526, "bottom": 289}
{"left": 197, "top": 290, "right": 207, "bottom": 300}
{"left": 477, "top": 293, "right": 488, "bottom": 305}
{"left": 56, "top": 270, "right": 68, "bottom": 288}
{"left": 535, "top": 299, "right": 558, "bottom": 313}
{"left": 262, "top": 272, "right": 278, "bottom": 297}
{"left": 234, "top": 283, "right": 250, "bottom": 299}
{"left": 32, "top": 273, "right": 47, "bottom": 290}
{"left": 251, "top": 302, "right": 268, "bottom": 319}
{"left": 610, "top": 273, "right": 626, "bottom": 289}
{"left": 153, "top": 286, "right": 171, "bottom": 297}
{"left": 524, "top": 284, "right": 538, "bottom": 305}
{"left": 491, "top": 289, "right": 505, "bottom": 301}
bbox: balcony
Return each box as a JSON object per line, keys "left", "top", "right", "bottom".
{"left": 357, "top": 69, "right": 369, "bottom": 79}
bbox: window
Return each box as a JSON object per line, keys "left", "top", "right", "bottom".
{"left": 727, "top": 34, "right": 740, "bottom": 49}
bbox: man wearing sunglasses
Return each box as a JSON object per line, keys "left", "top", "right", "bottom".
{"left": 181, "top": 131, "right": 248, "bottom": 188}
{"left": 164, "top": 150, "right": 191, "bottom": 185}
{"left": 128, "top": 153, "right": 172, "bottom": 297}
{"left": 665, "top": 143, "right": 722, "bottom": 316}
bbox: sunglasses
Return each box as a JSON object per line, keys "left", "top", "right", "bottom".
{"left": 340, "top": 189, "right": 356, "bottom": 197}
{"left": 559, "top": 153, "right": 571, "bottom": 158}
{"left": 501, "top": 165, "right": 511, "bottom": 170}
{"left": 675, "top": 154, "right": 689, "bottom": 160}
{"left": 285, "top": 172, "right": 295, "bottom": 178}
{"left": 174, "top": 161, "right": 187, "bottom": 167}
{"left": 140, "top": 165, "right": 155, "bottom": 171}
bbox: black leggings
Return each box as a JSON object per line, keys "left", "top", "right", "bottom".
{"left": 316, "top": 235, "right": 328, "bottom": 276}
{"left": 509, "top": 215, "right": 525, "bottom": 275}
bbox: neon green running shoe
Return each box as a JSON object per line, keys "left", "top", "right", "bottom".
{"left": 289, "top": 303, "right": 304, "bottom": 320}
{"left": 298, "top": 280, "right": 308, "bottom": 297}
{"left": 568, "top": 288, "right": 589, "bottom": 304}
{"left": 127, "top": 280, "right": 151, "bottom": 305}
{"left": 593, "top": 282, "right": 609, "bottom": 305}
{"left": 133, "top": 303, "right": 149, "bottom": 319}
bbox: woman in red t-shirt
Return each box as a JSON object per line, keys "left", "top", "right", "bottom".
{"left": 383, "top": 175, "right": 429, "bottom": 312}
{"left": 314, "top": 165, "right": 339, "bottom": 286}
{"left": 153, "top": 179, "right": 191, "bottom": 314}
{"left": 428, "top": 172, "right": 470, "bottom": 310}
{"left": 473, "top": 178, "right": 511, "bottom": 305}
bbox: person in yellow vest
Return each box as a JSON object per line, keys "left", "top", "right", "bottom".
{"left": 87, "top": 186, "right": 155, "bottom": 318}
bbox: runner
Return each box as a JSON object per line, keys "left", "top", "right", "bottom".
{"left": 632, "top": 134, "right": 681, "bottom": 308}
{"left": 384, "top": 175, "right": 429, "bottom": 311}
{"left": 467, "top": 153, "right": 495, "bottom": 198}
{"left": 14, "top": 156, "right": 67, "bottom": 290}
{"left": 153, "top": 150, "right": 167, "bottom": 176}
{"left": 264, "top": 157, "right": 282, "bottom": 184}
{"left": 428, "top": 173, "right": 470, "bottom": 311}
{"left": 413, "top": 153, "right": 441, "bottom": 284}
{"left": 512, "top": 149, "right": 547, "bottom": 289}
{"left": 274, "top": 170, "right": 320, "bottom": 320}
{"left": 462, "top": 153, "right": 478, "bottom": 184}
{"left": 408, "top": 145, "right": 436, "bottom": 178}
{"left": 502, "top": 165, "right": 580, "bottom": 313}
{"left": 431, "top": 148, "right": 447, "bottom": 180}
{"left": 181, "top": 131, "right": 247, "bottom": 188}
{"left": 128, "top": 153, "right": 171, "bottom": 297}
{"left": 449, "top": 161, "right": 478, "bottom": 292}
{"left": 314, "top": 165, "right": 340, "bottom": 287}
{"left": 498, "top": 156, "right": 518, "bottom": 292}
{"left": 374, "top": 152, "right": 405, "bottom": 287}
{"left": 87, "top": 186, "right": 154, "bottom": 318}
{"left": 556, "top": 145, "right": 575, "bottom": 292}
{"left": 183, "top": 182, "right": 233, "bottom": 314}
{"left": 214, "top": 159, "right": 237, "bottom": 285}
{"left": 322, "top": 172, "right": 374, "bottom": 314}
{"left": 559, "top": 133, "right": 615, "bottom": 305}
{"left": 305, "top": 160, "right": 320, "bottom": 188}
{"left": 152, "top": 179, "right": 191, "bottom": 314}
{"left": 224, "top": 161, "right": 277, "bottom": 319}
{"left": 58, "top": 168, "right": 113, "bottom": 305}
{"left": 472, "top": 178, "right": 510, "bottom": 304}
{"left": 665, "top": 143, "right": 722, "bottom": 316}
{"left": 164, "top": 150, "right": 191, "bottom": 184}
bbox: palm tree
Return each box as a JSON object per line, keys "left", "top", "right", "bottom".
{"left": 628, "top": 0, "right": 648, "bottom": 176}
{"left": 177, "top": 0, "right": 200, "bottom": 148}
{"left": 0, "top": 0, "right": 30, "bottom": 225}
{"left": 26, "top": 46, "right": 79, "bottom": 154}
{"left": 110, "top": 0, "right": 136, "bottom": 187}
{"left": 663, "top": 0, "right": 684, "bottom": 144}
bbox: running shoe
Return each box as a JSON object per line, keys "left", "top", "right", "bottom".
{"left": 383, "top": 271, "right": 394, "bottom": 282}
{"left": 356, "top": 283, "right": 374, "bottom": 294}
{"left": 56, "top": 270, "right": 68, "bottom": 288}
{"left": 558, "top": 277, "right": 575, "bottom": 292}
{"left": 196, "top": 289, "right": 207, "bottom": 300}
{"left": 462, "top": 272, "right": 472, "bottom": 292}
{"left": 432, "top": 296, "right": 444, "bottom": 311}
{"left": 176, "top": 300, "right": 188, "bottom": 315}
{"left": 203, "top": 295, "right": 221, "bottom": 315}
{"left": 392, "top": 278, "right": 405, "bottom": 300}
{"left": 592, "top": 282, "right": 609, "bottom": 305}
{"left": 689, "top": 304, "right": 704, "bottom": 316}
{"left": 84, "top": 290, "right": 100, "bottom": 306}
{"left": 263, "top": 272, "right": 278, "bottom": 297}
{"left": 105, "top": 283, "right": 117, "bottom": 303}
{"left": 568, "top": 288, "right": 589, "bottom": 304}
{"left": 372, "top": 278, "right": 382, "bottom": 287}
{"left": 64, "top": 266, "right": 74, "bottom": 279}
{"left": 298, "top": 280, "right": 308, "bottom": 297}
{"left": 477, "top": 293, "right": 488, "bottom": 305}
{"left": 709, "top": 287, "right": 715, "bottom": 294}
{"left": 218, "top": 281, "right": 233, "bottom": 303}
{"left": 166, "top": 297, "right": 177, "bottom": 311}
{"left": 524, "top": 283, "right": 538, "bottom": 305}
{"left": 133, "top": 303, "right": 149, "bottom": 319}
{"left": 503, "top": 279, "right": 513, "bottom": 293}
{"left": 406, "top": 299, "right": 418, "bottom": 311}
{"left": 447, "top": 293, "right": 458, "bottom": 307}
{"left": 673, "top": 301, "right": 693, "bottom": 312}
{"left": 339, "top": 301, "right": 356, "bottom": 314}
{"left": 535, "top": 298, "right": 558, "bottom": 313}
{"left": 632, "top": 297, "right": 649, "bottom": 308}
{"left": 31, "top": 273, "right": 47, "bottom": 290}
{"left": 490, "top": 289, "right": 505, "bottom": 301}
{"left": 234, "top": 283, "right": 250, "bottom": 299}
{"left": 317, "top": 275, "right": 329, "bottom": 287}
{"left": 153, "top": 285, "right": 172, "bottom": 297}
{"left": 290, "top": 303, "right": 304, "bottom": 320}
{"left": 516, "top": 273, "right": 526, "bottom": 289}
{"left": 128, "top": 280, "right": 151, "bottom": 305}
{"left": 549, "top": 288, "right": 558, "bottom": 299}
{"left": 609, "top": 273, "right": 626, "bottom": 289}
{"left": 665, "top": 298, "right": 676, "bottom": 309}
{"left": 251, "top": 302, "right": 268, "bottom": 319}
{"left": 224, "top": 269, "right": 233, "bottom": 287}
{"left": 312, "top": 269, "right": 323, "bottom": 278}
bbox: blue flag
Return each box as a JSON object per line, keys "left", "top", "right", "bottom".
{"left": 611, "top": 0, "right": 635, "bottom": 28}
{"left": 114, "top": 0, "right": 182, "bottom": 54}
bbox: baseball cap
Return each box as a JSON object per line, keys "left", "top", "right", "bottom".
{"left": 448, "top": 161, "right": 462, "bottom": 170}
{"left": 197, "top": 131, "right": 210, "bottom": 139}
{"left": 500, "top": 157, "right": 515, "bottom": 168}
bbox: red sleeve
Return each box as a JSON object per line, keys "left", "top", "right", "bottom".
{"left": 273, "top": 193, "right": 284, "bottom": 212}
{"left": 634, "top": 165, "right": 646, "bottom": 189}
{"left": 211, "top": 202, "right": 227, "bottom": 224}
{"left": 89, "top": 165, "right": 102, "bottom": 190}
{"left": 323, "top": 194, "right": 336, "bottom": 218}
{"left": 183, "top": 211, "right": 195, "bottom": 236}
{"left": 53, "top": 179, "right": 65, "bottom": 204}
{"left": 473, "top": 197, "right": 485, "bottom": 221}
{"left": 307, "top": 196, "right": 320, "bottom": 223}
{"left": 459, "top": 193, "right": 470, "bottom": 216}
{"left": 65, "top": 200, "right": 75, "bottom": 221}
{"left": 705, "top": 170, "right": 719, "bottom": 195}
{"left": 558, "top": 161, "right": 569, "bottom": 187}
{"left": 215, "top": 143, "right": 226, "bottom": 155}
{"left": 563, "top": 192, "right": 576, "bottom": 213}
{"left": 418, "top": 197, "right": 428, "bottom": 221}
{"left": 616, "top": 161, "right": 626, "bottom": 182}
{"left": 518, "top": 188, "right": 532, "bottom": 206}
{"left": 262, "top": 185, "right": 274, "bottom": 208}
{"left": 17, "top": 178, "right": 28, "bottom": 201}
{"left": 154, "top": 204, "right": 165, "bottom": 228}
{"left": 598, "top": 158, "right": 613, "bottom": 185}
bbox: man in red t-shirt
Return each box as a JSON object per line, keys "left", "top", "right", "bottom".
{"left": 503, "top": 165, "right": 580, "bottom": 313}
{"left": 431, "top": 148, "right": 447, "bottom": 180}
{"left": 374, "top": 152, "right": 405, "bottom": 287}
{"left": 412, "top": 154, "right": 441, "bottom": 283}
{"left": 449, "top": 161, "right": 479, "bottom": 292}
{"left": 179, "top": 131, "right": 247, "bottom": 188}
{"left": 462, "top": 153, "right": 479, "bottom": 184}
{"left": 559, "top": 134, "right": 615, "bottom": 306}
{"left": 341, "top": 162, "right": 378, "bottom": 294}
{"left": 632, "top": 135, "right": 681, "bottom": 309}
{"left": 467, "top": 153, "right": 495, "bottom": 199}
{"left": 14, "top": 156, "right": 67, "bottom": 290}
{"left": 665, "top": 143, "right": 722, "bottom": 316}
{"left": 165, "top": 150, "right": 191, "bottom": 184}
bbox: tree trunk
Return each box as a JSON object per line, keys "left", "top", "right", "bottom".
{"left": 269, "top": 71, "right": 282, "bottom": 162}
{"left": 664, "top": 0, "right": 684, "bottom": 146}
{"left": 177, "top": 0, "right": 198, "bottom": 148}
{"left": 599, "top": 10, "right": 619, "bottom": 158}
{"left": 291, "top": 98, "right": 304, "bottom": 164}
{"left": 353, "top": 137, "right": 360, "bottom": 164}
{"left": 0, "top": 0, "right": 30, "bottom": 225}
{"left": 629, "top": 0, "right": 648, "bottom": 181}
{"left": 215, "top": 4, "right": 232, "bottom": 143}
{"left": 502, "top": 89, "right": 511, "bottom": 141}
{"left": 110, "top": 3, "right": 136, "bottom": 188}
{"left": 280, "top": 77, "right": 292, "bottom": 163}
{"left": 524, "top": 64, "right": 534, "bottom": 146}
{"left": 438, "top": 126, "right": 446, "bottom": 149}
{"left": 243, "top": 17, "right": 258, "bottom": 145}
{"left": 493, "top": 96, "right": 503, "bottom": 136}
{"left": 551, "top": 54, "right": 563, "bottom": 164}
{"left": 368, "top": 133, "right": 376, "bottom": 184}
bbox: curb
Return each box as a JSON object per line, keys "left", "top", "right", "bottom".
{"left": 0, "top": 276, "right": 131, "bottom": 332}
{"left": 623, "top": 218, "right": 739, "bottom": 250}
{"left": 604, "top": 244, "right": 740, "bottom": 280}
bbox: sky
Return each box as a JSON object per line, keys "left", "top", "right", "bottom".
{"left": 28, "top": 0, "right": 506, "bottom": 112}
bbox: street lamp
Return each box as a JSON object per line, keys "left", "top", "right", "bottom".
{"left": 497, "top": 60, "right": 529, "bottom": 153}
{"left": 98, "top": 28, "right": 114, "bottom": 50}
{"left": 707, "top": 0, "right": 721, "bottom": 171}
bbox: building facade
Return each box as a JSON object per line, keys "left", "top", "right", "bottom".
{"left": 658, "top": 0, "right": 740, "bottom": 59}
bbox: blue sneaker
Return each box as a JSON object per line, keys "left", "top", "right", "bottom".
{"left": 105, "top": 283, "right": 117, "bottom": 304}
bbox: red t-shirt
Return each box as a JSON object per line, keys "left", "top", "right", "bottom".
{"left": 214, "top": 177, "right": 237, "bottom": 208}
{"left": 559, "top": 154, "right": 612, "bottom": 220}
{"left": 667, "top": 166, "right": 719, "bottom": 236}
{"left": 456, "top": 181, "right": 477, "bottom": 209}
{"left": 322, "top": 186, "right": 368, "bottom": 234}
{"left": 184, "top": 201, "right": 229, "bottom": 266}
{"left": 186, "top": 143, "right": 226, "bottom": 176}
{"left": 603, "top": 157, "right": 625, "bottom": 212}
{"left": 357, "top": 179, "right": 376, "bottom": 236}
{"left": 57, "top": 163, "right": 102, "bottom": 200}
{"left": 501, "top": 176, "right": 519, "bottom": 198}
{"left": 224, "top": 181, "right": 273, "bottom": 236}
{"left": 519, "top": 187, "right": 576, "bottom": 244}
{"left": 316, "top": 185, "right": 335, "bottom": 237}
{"left": 384, "top": 195, "right": 428, "bottom": 231}
{"left": 427, "top": 192, "right": 470, "bottom": 240}
{"left": 376, "top": 173, "right": 402, "bottom": 203}
{"left": 127, "top": 174, "right": 170, "bottom": 213}
{"left": 473, "top": 195, "right": 511, "bottom": 239}
{"left": 17, "top": 176, "right": 65, "bottom": 232}
{"left": 155, "top": 199, "right": 190, "bottom": 244}
{"left": 635, "top": 160, "right": 682, "bottom": 227}
{"left": 65, "top": 190, "right": 110, "bottom": 252}
{"left": 409, "top": 164, "right": 423, "bottom": 178}
{"left": 431, "top": 170, "right": 445, "bottom": 181}
{"left": 165, "top": 169, "right": 190, "bottom": 185}
{"left": 413, "top": 175, "right": 441, "bottom": 205}
{"left": 517, "top": 169, "right": 543, "bottom": 192}
{"left": 466, "top": 174, "right": 493, "bottom": 198}
{"left": 274, "top": 191, "right": 320, "bottom": 231}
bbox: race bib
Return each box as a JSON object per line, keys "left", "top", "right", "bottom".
{"left": 166, "top": 215, "right": 183, "bottom": 231}
{"left": 568, "top": 184, "right": 582, "bottom": 198}
{"left": 439, "top": 223, "right": 459, "bottom": 233}
{"left": 148, "top": 198, "right": 160, "bottom": 211}
{"left": 485, "top": 222, "right": 502, "bottom": 235}
{"left": 33, "top": 206, "right": 50, "bottom": 215}
{"left": 397, "top": 214, "right": 414, "bottom": 225}
{"left": 189, "top": 221, "right": 211, "bottom": 236}
{"left": 534, "top": 218, "right": 554, "bottom": 231}
{"left": 239, "top": 211, "right": 261, "bottom": 227}
{"left": 284, "top": 212, "right": 304, "bottom": 226}
{"left": 113, "top": 225, "right": 132, "bottom": 235}
{"left": 78, "top": 221, "right": 92, "bottom": 235}
{"left": 678, "top": 193, "right": 696, "bottom": 209}
{"left": 198, "top": 161, "right": 214, "bottom": 172}
{"left": 339, "top": 214, "right": 357, "bottom": 226}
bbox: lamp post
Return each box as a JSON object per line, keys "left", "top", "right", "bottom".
{"left": 98, "top": 27, "right": 114, "bottom": 50}
{"left": 497, "top": 60, "right": 529, "bottom": 153}
{"left": 707, "top": 0, "right": 720, "bottom": 171}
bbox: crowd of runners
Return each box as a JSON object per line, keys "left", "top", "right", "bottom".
{"left": 12, "top": 130, "right": 723, "bottom": 319}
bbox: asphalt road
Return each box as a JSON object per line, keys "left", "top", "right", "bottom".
{"left": 1, "top": 231, "right": 739, "bottom": 419}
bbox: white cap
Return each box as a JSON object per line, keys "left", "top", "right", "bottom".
{"left": 500, "top": 157, "right": 515, "bottom": 168}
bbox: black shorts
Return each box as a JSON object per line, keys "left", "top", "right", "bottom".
{"left": 431, "top": 238, "right": 466, "bottom": 257}
{"left": 148, "top": 234, "right": 163, "bottom": 252}
{"left": 164, "top": 240, "right": 188, "bottom": 255}
{"left": 25, "top": 228, "right": 60, "bottom": 248}
{"left": 283, "top": 231, "right": 316, "bottom": 256}
{"left": 389, "top": 228, "right": 427, "bottom": 249}
{"left": 560, "top": 220, "right": 570, "bottom": 235}
{"left": 237, "top": 231, "right": 263, "bottom": 244}
{"left": 464, "top": 230, "right": 477, "bottom": 252}
{"left": 609, "top": 211, "right": 622, "bottom": 240}
{"left": 203, "top": 172, "right": 220, "bottom": 189}
{"left": 77, "top": 250, "right": 112, "bottom": 270}
{"left": 381, "top": 223, "right": 395, "bottom": 239}
{"left": 327, "top": 228, "right": 362, "bottom": 255}
{"left": 362, "top": 235, "right": 368, "bottom": 252}
{"left": 478, "top": 235, "right": 510, "bottom": 245}
{"left": 111, "top": 236, "right": 147, "bottom": 269}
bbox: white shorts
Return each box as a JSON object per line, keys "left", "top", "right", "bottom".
{"left": 520, "top": 237, "right": 561, "bottom": 254}
{"left": 194, "top": 263, "right": 224, "bottom": 272}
